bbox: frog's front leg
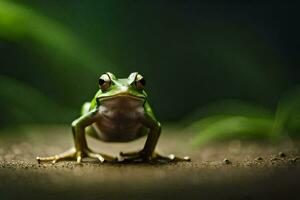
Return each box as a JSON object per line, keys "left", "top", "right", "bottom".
{"left": 36, "top": 109, "right": 117, "bottom": 164}
{"left": 120, "top": 114, "right": 190, "bottom": 163}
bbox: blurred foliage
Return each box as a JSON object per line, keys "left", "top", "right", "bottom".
{"left": 0, "top": 0, "right": 299, "bottom": 146}
{"left": 188, "top": 86, "right": 300, "bottom": 146}
{"left": 0, "top": 0, "right": 113, "bottom": 126}
{"left": 0, "top": 0, "right": 99, "bottom": 69}
{"left": 0, "top": 75, "right": 72, "bottom": 125}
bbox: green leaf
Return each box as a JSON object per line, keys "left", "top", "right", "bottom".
{"left": 191, "top": 115, "right": 274, "bottom": 146}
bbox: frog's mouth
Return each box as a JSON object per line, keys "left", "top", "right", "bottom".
{"left": 99, "top": 93, "right": 145, "bottom": 102}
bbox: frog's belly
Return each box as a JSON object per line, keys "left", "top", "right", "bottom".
{"left": 90, "top": 96, "right": 147, "bottom": 142}
{"left": 92, "top": 119, "right": 145, "bottom": 142}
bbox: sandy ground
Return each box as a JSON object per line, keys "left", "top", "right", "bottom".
{"left": 0, "top": 125, "right": 300, "bottom": 200}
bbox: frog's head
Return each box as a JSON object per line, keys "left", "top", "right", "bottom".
{"left": 96, "top": 72, "right": 147, "bottom": 102}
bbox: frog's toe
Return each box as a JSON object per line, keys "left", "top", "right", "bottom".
{"left": 76, "top": 155, "right": 82, "bottom": 163}
{"left": 36, "top": 154, "right": 75, "bottom": 164}
{"left": 36, "top": 148, "right": 77, "bottom": 164}
{"left": 84, "top": 149, "right": 117, "bottom": 163}
{"left": 36, "top": 156, "right": 57, "bottom": 164}
{"left": 155, "top": 153, "right": 191, "bottom": 162}
{"left": 85, "top": 151, "right": 105, "bottom": 163}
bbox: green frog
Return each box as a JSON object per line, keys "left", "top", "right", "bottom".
{"left": 37, "top": 72, "right": 190, "bottom": 163}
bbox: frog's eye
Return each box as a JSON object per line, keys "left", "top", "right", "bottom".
{"left": 99, "top": 73, "right": 111, "bottom": 90}
{"left": 135, "top": 74, "right": 146, "bottom": 90}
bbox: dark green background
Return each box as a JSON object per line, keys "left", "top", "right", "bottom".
{"left": 1, "top": 1, "right": 299, "bottom": 126}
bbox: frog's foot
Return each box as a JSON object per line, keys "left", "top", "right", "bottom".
{"left": 119, "top": 150, "right": 191, "bottom": 163}
{"left": 36, "top": 147, "right": 117, "bottom": 164}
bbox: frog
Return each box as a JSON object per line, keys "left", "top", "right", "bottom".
{"left": 36, "top": 72, "right": 190, "bottom": 164}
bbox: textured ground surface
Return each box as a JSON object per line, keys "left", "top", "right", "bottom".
{"left": 0, "top": 125, "right": 300, "bottom": 200}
